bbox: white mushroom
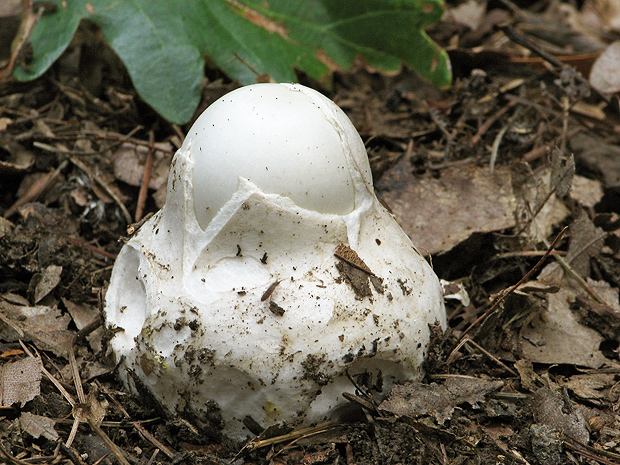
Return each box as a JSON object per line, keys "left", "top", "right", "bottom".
{"left": 104, "top": 83, "right": 446, "bottom": 439}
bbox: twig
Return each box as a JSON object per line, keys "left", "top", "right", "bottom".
{"left": 342, "top": 392, "right": 380, "bottom": 413}
{"left": 96, "top": 381, "right": 175, "bottom": 459}
{"left": 74, "top": 316, "right": 102, "bottom": 345}
{"left": 470, "top": 100, "right": 516, "bottom": 147}
{"left": 70, "top": 156, "right": 132, "bottom": 225}
{"left": 135, "top": 130, "right": 155, "bottom": 222}
{"left": 493, "top": 250, "right": 565, "bottom": 259}
{"left": 0, "top": 441, "right": 34, "bottom": 465}
{"left": 146, "top": 449, "right": 159, "bottom": 465}
{"left": 3, "top": 160, "right": 69, "bottom": 218}
{"left": 0, "top": 1, "right": 48, "bottom": 81}
{"left": 459, "top": 226, "right": 567, "bottom": 340}
{"left": 68, "top": 339, "right": 132, "bottom": 465}
{"left": 446, "top": 338, "right": 518, "bottom": 376}
{"left": 542, "top": 235, "right": 605, "bottom": 304}
{"left": 65, "top": 343, "right": 85, "bottom": 448}
{"left": 238, "top": 420, "right": 338, "bottom": 455}
{"left": 62, "top": 236, "right": 117, "bottom": 260}
{"left": 58, "top": 442, "right": 89, "bottom": 465}
{"left": 564, "top": 434, "right": 620, "bottom": 464}
{"left": 498, "top": 24, "right": 610, "bottom": 105}
{"left": 489, "top": 124, "right": 509, "bottom": 173}
{"left": 87, "top": 419, "right": 131, "bottom": 465}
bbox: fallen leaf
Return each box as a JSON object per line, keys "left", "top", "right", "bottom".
{"left": 562, "top": 373, "right": 616, "bottom": 403}
{"left": 529, "top": 423, "right": 562, "bottom": 465}
{"left": 566, "top": 212, "right": 605, "bottom": 278}
{"left": 0, "top": 301, "right": 74, "bottom": 358}
{"left": 111, "top": 142, "right": 174, "bottom": 191}
{"left": 447, "top": 0, "right": 486, "bottom": 31}
{"left": 334, "top": 244, "right": 373, "bottom": 275}
{"left": 590, "top": 41, "right": 620, "bottom": 94}
{"left": 0, "top": 217, "right": 13, "bottom": 239}
{"left": 63, "top": 298, "right": 103, "bottom": 353}
{"left": 379, "top": 377, "right": 504, "bottom": 424}
{"left": 0, "top": 357, "right": 41, "bottom": 407}
{"left": 377, "top": 161, "right": 517, "bottom": 255}
{"left": 511, "top": 165, "right": 571, "bottom": 243}
{"left": 19, "top": 411, "right": 59, "bottom": 441}
{"left": 550, "top": 147, "right": 575, "bottom": 198}
{"left": 335, "top": 261, "right": 372, "bottom": 298}
{"left": 83, "top": 385, "right": 108, "bottom": 427}
{"left": 31, "top": 264, "right": 62, "bottom": 304}
{"left": 531, "top": 387, "right": 589, "bottom": 444}
{"left": 514, "top": 359, "right": 538, "bottom": 392}
{"left": 570, "top": 175, "right": 604, "bottom": 208}
{"left": 569, "top": 133, "right": 620, "bottom": 190}
{"left": 572, "top": 290, "right": 620, "bottom": 341}
{"left": 519, "top": 285, "right": 611, "bottom": 368}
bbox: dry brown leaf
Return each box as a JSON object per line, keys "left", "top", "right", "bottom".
{"left": 514, "top": 359, "right": 538, "bottom": 392}
{"left": 63, "top": 298, "right": 103, "bottom": 353}
{"left": 31, "top": 264, "right": 62, "bottom": 304}
{"left": 582, "top": 0, "right": 620, "bottom": 33}
{"left": 379, "top": 377, "right": 504, "bottom": 424}
{"left": 519, "top": 285, "right": 611, "bottom": 368}
{"left": 532, "top": 387, "right": 589, "bottom": 444}
{"left": 590, "top": 41, "right": 620, "bottom": 94}
{"left": 0, "top": 140, "right": 36, "bottom": 174}
{"left": 0, "top": 357, "right": 41, "bottom": 406}
{"left": 570, "top": 175, "right": 604, "bottom": 208}
{"left": 84, "top": 386, "right": 107, "bottom": 426}
{"left": 0, "top": 217, "right": 13, "bottom": 239}
{"left": 111, "top": 142, "right": 173, "bottom": 191}
{"left": 566, "top": 212, "right": 605, "bottom": 278}
{"left": 550, "top": 147, "right": 575, "bottom": 199}
{"left": 0, "top": 301, "right": 74, "bottom": 358}
{"left": 562, "top": 373, "right": 616, "bottom": 402}
{"left": 377, "top": 161, "right": 517, "bottom": 255}
{"left": 19, "top": 411, "right": 59, "bottom": 441}
{"left": 510, "top": 165, "right": 571, "bottom": 243}
{"left": 447, "top": 0, "right": 487, "bottom": 31}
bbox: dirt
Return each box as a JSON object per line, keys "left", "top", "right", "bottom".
{"left": 2, "top": 1, "right": 620, "bottom": 464}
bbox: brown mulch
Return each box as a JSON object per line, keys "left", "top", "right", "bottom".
{"left": 2, "top": 1, "right": 620, "bottom": 464}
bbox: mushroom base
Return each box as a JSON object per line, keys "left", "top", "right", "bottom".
{"left": 104, "top": 146, "right": 446, "bottom": 439}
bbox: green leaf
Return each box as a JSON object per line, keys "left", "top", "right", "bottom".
{"left": 15, "top": 0, "right": 451, "bottom": 124}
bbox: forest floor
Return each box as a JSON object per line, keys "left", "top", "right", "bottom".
{"left": 2, "top": 1, "right": 620, "bottom": 464}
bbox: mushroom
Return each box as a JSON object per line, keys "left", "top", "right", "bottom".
{"left": 104, "top": 83, "right": 446, "bottom": 439}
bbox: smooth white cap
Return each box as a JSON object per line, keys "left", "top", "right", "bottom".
{"left": 184, "top": 83, "right": 372, "bottom": 229}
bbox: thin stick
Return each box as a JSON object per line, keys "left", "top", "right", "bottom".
{"left": 498, "top": 24, "right": 610, "bottom": 105}
{"left": 62, "top": 236, "right": 117, "bottom": 260}
{"left": 446, "top": 338, "right": 518, "bottom": 377}
{"left": 470, "top": 100, "right": 516, "bottom": 147}
{"left": 3, "top": 160, "right": 68, "bottom": 218}
{"left": 240, "top": 420, "right": 338, "bottom": 454}
{"left": 96, "top": 381, "right": 175, "bottom": 459}
{"left": 135, "top": 130, "right": 155, "bottom": 222}
{"left": 70, "top": 156, "right": 132, "bottom": 225}
{"left": 18, "top": 341, "right": 75, "bottom": 407}
{"left": 459, "top": 226, "right": 567, "bottom": 340}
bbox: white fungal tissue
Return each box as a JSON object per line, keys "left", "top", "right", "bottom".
{"left": 104, "top": 83, "right": 446, "bottom": 439}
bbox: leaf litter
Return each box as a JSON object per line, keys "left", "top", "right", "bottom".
{"left": 1, "top": 0, "right": 620, "bottom": 463}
